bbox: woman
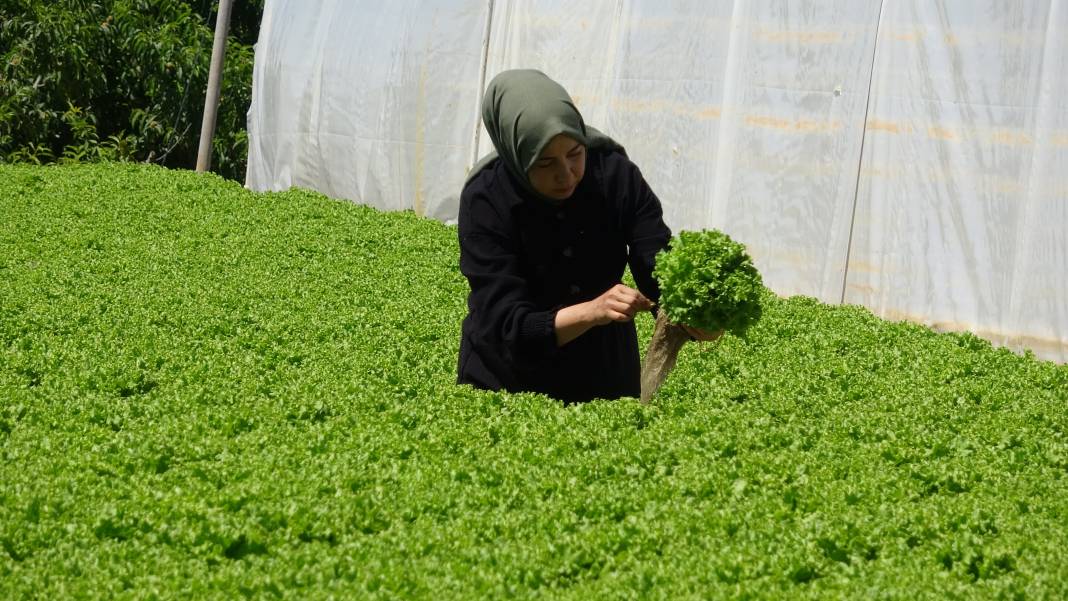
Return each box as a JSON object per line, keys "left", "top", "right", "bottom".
{"left": 457, "top": 69, "right": 713, "bottom": 403}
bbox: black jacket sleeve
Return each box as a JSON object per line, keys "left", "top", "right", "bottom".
{"left": 612, "top": 156, "right": 672, "bottom": 305}
{"left": 458, "top": 182, "right": 559, "bottom": 358}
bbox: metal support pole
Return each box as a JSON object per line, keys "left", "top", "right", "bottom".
{"left": 196, "top": 0, "right": 234, "bottom": 173}
{"left": 839, "top": 0, "right": 886, "bottom": 304}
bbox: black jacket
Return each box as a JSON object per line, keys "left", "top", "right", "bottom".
{"left": 457, "top": 148, "right": 671, "bottom": 403}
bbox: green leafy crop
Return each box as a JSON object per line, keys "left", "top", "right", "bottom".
{"left": 2, "top": 164, "right": 1067, "bottom": 600}
{"left": 653, "top": 229, "right": 764, "bottom": 333}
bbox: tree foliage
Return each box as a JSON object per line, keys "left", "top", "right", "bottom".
{"left": 0, "top": 0, "right": 260, "bottom": 180}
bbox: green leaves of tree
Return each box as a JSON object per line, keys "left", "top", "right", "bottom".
{"left": 0, "top": 0, "right": 257, "bottom": 180}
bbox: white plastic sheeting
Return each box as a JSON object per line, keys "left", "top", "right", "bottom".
{"left": 246, "top": 0, "right": 1067, "bottom": 363}
{"left": 246, "top": 0, "right": 489, "bottom": 221}
{"left": 848, "top": 2, "right": 1068, "bottom": 362}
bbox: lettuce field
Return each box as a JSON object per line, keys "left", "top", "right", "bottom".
{"left": 2, "top": 163, "right": 1067, "bottom": 599}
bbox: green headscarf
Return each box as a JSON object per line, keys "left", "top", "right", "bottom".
{"left": 466, "top": 69, "right": 624, "bottom": 196}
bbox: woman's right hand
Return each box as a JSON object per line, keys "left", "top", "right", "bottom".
{"left": 587, "top": 283, "right": 654, "bottom": 325}
{"left": 554, "top": 284, "right": 654, "bottom": 346}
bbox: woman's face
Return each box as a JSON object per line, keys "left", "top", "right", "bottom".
{"left": 527, "top": 134, "right": 586, "bottom": 200}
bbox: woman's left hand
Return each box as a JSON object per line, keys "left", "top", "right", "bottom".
{"left": 680, "top": 324, "right": 723, "bottom": 342}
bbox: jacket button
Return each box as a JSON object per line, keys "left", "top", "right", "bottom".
{"left": 556, "top": 211, "right": 566, "bottom": 220}
{"left": 569, "top": 284, "right": 581, "bottom": 295}
{"left": 562, "top": 246, "right": 573, "bottom": 258}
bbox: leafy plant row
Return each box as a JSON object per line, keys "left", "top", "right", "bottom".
{"left": 1, "top": 163, "right": 1066, "bottom": 599}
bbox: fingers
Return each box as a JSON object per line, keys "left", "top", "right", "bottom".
{"left": 606, "top": 303, "right": 639, "bottom": 321}
{"left": 590, "top": 284, "right": 655, "bottom": 325}
{"left": 602, "top": 299, "right": 633, "bottom": 321}
{"left": 609, "top": 284, "right": 653, "bottom": 307}
{"left": 603, "top": 285, "right": 653, "bottom": 321}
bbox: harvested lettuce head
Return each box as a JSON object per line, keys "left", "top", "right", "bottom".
{"left": 653, "top": 229, "right": 764, "bottom": 334}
